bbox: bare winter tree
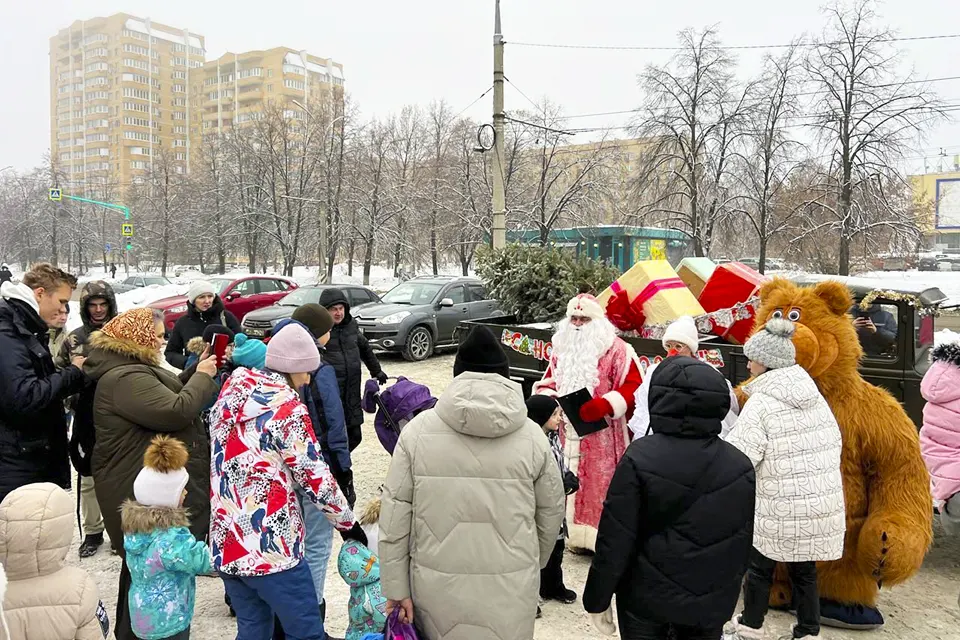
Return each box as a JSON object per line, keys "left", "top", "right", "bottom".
{"left": 800, "top": 0, "right": 944, "bottom": 275}
{"left": 129, "top": 150, "right": 191, "bottom": 276}
{"left": 632, "top": 28, "right": 753, "bottom": 257}
{"left": 731, "top": 44, "right": 806, "bottom": 273}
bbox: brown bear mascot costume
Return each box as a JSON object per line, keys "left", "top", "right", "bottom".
{"left": 739, "top": 278, "right": 932, "bottom": 630}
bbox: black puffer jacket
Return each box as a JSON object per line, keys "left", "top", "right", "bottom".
{"left": 164, "top": 296, "right": 241, "bottom": 369}
{"left": 582, "top": 356, "right": 755, "bottom": 629}
{"left": 0, "top": 287, "right": 87, "bottom": 503}
{"left": 318, "top": 288, "right": 383, "bottom": 449}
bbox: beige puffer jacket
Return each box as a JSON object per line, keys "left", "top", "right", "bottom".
{"left": 380, "top": 372, "right": 565, "bottom": 640}
{"left": 0, "top": 483, "right": 106, "bottom": 640}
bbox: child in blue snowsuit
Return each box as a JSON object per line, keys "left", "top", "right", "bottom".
{"left": 338, "top": 538, "right": 388, "bottom": 640}
{"left": 121, "top": 435, "right": 213, "bottom": 640}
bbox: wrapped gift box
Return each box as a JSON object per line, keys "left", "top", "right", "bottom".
{"left": 698, "top": 262, "right": 769, "bottom": 344}
{"left": 677, "top": 258, "right": 716, "bottom": 298}
{"left": 599, "top": 260, "right": 704, "bottom": 327}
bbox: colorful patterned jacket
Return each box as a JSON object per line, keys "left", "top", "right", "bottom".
{"left": 209, "top": 366, "right": 355, "bottom": 576}
{"left": 338, "top": 540, "right": 388, "bottom": 640}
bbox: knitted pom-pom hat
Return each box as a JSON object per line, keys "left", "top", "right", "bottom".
{"left": 133, "top": 435, "right": 190, "bottom": 508}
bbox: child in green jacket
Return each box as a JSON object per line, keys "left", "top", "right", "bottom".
{"left": 121, "top": 435, "right": 212, "bottom": 640}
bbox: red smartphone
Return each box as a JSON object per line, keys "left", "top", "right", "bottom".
{"left": 211, "top": 333, "right": 230, "bottom": 369}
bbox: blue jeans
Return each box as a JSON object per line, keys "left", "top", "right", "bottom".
{"left": 297, "top": 488, "right": 335, "bottom": 604}
{"left": 221, "top": 561, "right": 324, "bottom": 640}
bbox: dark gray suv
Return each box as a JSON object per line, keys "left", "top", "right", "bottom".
{"left": 355, "top": 276, "right": 501, "bottom": 361}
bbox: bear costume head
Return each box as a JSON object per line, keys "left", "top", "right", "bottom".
{"left": 752, "top": 278, "right": 861, "bottom": 391}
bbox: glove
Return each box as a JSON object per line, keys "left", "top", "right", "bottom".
{"left": 563, "top": 470, "right": 580, "bottom": 496}
{"left": 335, "top": 469, "right": 357, "bottom": 508}
{"left": 376, "top": 371, "right": 389, "bottom": 385}
{"left": 590, "top": 608, "right": 617, "bottom": 636}
{"left": 580, "top": 397, "right": 613, "bottom": 422}
{"left": 340, "top": 522, "right": 369, "bottom": 548}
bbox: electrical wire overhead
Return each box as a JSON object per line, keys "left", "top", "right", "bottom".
{"left": 509, "top": 33, "right": 960, "bottom": 52}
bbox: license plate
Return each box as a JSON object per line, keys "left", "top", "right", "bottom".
{"left": 246, "top": 328, "right": 264, "bottom": 337}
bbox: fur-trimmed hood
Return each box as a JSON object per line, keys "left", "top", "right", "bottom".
{"left": 931, "top": 342, "right": 960, "bottom": 368}
{"left": 84, "top": 329, "right": 162, "bottom": 379}
{"left": 186, "top": 335, "right": 207, "bottom": 356}
{"left": 120, "top": 500, "right": 190, "bottom": 536}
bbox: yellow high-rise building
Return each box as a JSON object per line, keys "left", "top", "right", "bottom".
{"left": 49, "top": 13, "right": 205, "bottom": 193}
{"left": 190, "top": 47, "right": 345, "bottom": 143}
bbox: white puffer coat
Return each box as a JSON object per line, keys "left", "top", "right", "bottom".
{"left": 727, "top": 365, "right": 846, "bottom": 562}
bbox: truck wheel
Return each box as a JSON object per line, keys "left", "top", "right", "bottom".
{"left": 403, "top": 326, "right": 434, "bottom": 362}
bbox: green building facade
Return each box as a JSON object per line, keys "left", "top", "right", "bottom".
{"left": 508, "top": 226, "right": 691, "bottom": 272}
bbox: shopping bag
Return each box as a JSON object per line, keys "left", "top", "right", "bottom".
{"left": 384, "top": 608, "right": 420, "bottom": 640}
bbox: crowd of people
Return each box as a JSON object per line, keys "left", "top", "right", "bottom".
{"left": 0, "top": 262, "right": 957, "bottom": 640}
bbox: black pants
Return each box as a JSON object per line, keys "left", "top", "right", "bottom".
{"left": 617, "top": 604, "right": 721, "bottom": 640}
{"left": 540, "top": 538, "right": 567, "bottom": 596}
{"left": 741, "top": 548, "right": 820, "bottom": 638}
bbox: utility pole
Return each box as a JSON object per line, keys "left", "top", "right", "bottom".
{"left": 491, "top": 0, "right": 506, "bottom": 250}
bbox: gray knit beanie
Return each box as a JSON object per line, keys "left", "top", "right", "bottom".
{"left": 743, "top": 318, "right": 796, "bottom": 370}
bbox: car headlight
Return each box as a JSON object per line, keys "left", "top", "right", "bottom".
{"left": 379, "top": 311, "right": 411, "bottom": 325}
{"left": 167, "top": 304, "right": 188, "bottom": 314}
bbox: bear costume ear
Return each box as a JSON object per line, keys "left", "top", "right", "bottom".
{"left": 759, "top": 277, "right": 794, "bottom": 300}
{"left": 812, "top": 280, "right": 852, "bottom": 316}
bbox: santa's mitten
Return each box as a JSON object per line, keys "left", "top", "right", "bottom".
{"left": 580, "top": 398, "right": 613, "bottom": 422}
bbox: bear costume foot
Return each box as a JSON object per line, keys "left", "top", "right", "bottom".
{"left": 819, "top": 599, "right": 884, "bottom": 630}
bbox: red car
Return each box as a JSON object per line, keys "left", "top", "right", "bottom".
{"left": 149, "top": 275, "right": 299, "bottom": 331}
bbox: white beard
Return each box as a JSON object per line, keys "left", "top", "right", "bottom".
{"left": 552, "top": 317, "right": 617, "bottom": 396}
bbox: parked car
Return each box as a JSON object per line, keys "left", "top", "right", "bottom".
{"left": 355, "top": 276, "right": 502, "bottom": 361}
{"left": 112, "top": 275, "right": 173, "bottom": 294}
{"left": 149, "top": 275, "right": 298, "bottom": 331}
{"left": 241, "top": 284, "right": 381, "bottom": 340}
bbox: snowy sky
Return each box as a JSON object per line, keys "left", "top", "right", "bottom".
{"left": 1, "top": 0, "right": 958, "bottom": 173}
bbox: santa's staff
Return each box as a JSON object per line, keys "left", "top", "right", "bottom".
{"left": 533, "top": 294, "right": 643, "bottom": 551}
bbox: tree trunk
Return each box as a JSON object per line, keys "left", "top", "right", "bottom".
{"left": 363, "top": 237, "right": 375, "bottom": 286}
{"left": 347, "top": 239, "right": 355, "bottom": 277}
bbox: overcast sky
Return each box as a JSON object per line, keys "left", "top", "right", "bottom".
{"left": 1, "top": 0, "right": 958, "bottom": 173}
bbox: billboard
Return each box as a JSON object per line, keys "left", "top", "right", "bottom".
{"left": 936, "top": 178, "right": 960, "bottom": 229}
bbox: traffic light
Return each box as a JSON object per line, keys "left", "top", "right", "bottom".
{"left": 125, "top": 241, "right": 133, "bottom": 251}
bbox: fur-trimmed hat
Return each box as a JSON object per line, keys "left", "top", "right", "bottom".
{"left": 133, "top": 436, "right": 190, "bottom": 509}
{"left": 744, "top": 318, "right": 797, "bottom": 370}
{"left": 566, "top": 294, "right": 604, "bottom": 320}
{"left": 931, "top": 341, "right": 960, "bottom": 367}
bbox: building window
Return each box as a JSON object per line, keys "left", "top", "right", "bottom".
{"left": 173, "top": 84, "right": 186, "bottom": 93}
{"left": 237, "top": 68, "right": 262, "bottom": 79}
{"left": 85, "top": 91, "right": 109, "bottom": 102}
{"left": 172, "top": 97, "right": 186, "bottom": 106}
{"left": 130, "top": 160, "right": 150, "bottom": 170}
{"left": 267, "top": 69, "right": 274, "bottom": 77}
{"left": 122, "top": 116, "right": 156, "bottom": 128}
{"left": 175, "top": 152, "right": 186, "bottom": 160}
{"left": 122, "top": 43, "right": 159, "bottom": 59}
{"left": 84, "top": 77, "right": 109, "bottom": 88}
{"left": 284, "top": 79, "right": 305, "bottom": 91}
{"left": 84, "top": 105, "right": 110, "bottom": 115}
{"left": 121, "top": 73, "right": 160, "bottom": 88}
{"left": 85, "top": 62, "right": 108, "bottom": 73}
{"left": 122, "top": 58, "right": 158, "bottom": 73}
{"left": 282, "top": 64, "right": 305, "bottom": 76}
{"left": 266, "top": 84, "right": 273, "bottom": 92}
{"left": 172, "top": 57, "right": 186, "bottom": 66}
{"left": 124, "top": 131, "right": 160, "bottom": 143}
{"left": 129, "top": 147, "right": 152, "bottom": 156}
{"left": 172, "top": 71, "right": 187, "bottom": 80}
{"left": 173, "top": 139, "right": 186, "bottom": 147}
{"left": 172, "top": 112, "right": 186, "bottom": 121}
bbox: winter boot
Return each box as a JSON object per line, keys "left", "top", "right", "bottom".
{"left": 78, "top": 532, "right": 104, "bottom": 558}
{"left": 542, "top": 587, "right": 578, "bottom": 604}
{"left": 723, "top": 615, "right": 765, "bottom": 640}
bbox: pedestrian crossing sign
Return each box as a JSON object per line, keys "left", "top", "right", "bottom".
{"left": 49, "top": 188, "right": 62, "bottom": 201}
{"left": 121, "top": 223, "right": 134, "bottom": 237}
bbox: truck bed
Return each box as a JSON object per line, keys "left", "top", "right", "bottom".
{"left": 459, "top": 315, "right": 749, "bottom": 396}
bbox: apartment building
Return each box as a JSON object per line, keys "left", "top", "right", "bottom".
{"left": 190, "top": 47, "right": 344, "bottom": 143}
{"left": 50, "top": 14, "right": 205, "bottom": 192}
